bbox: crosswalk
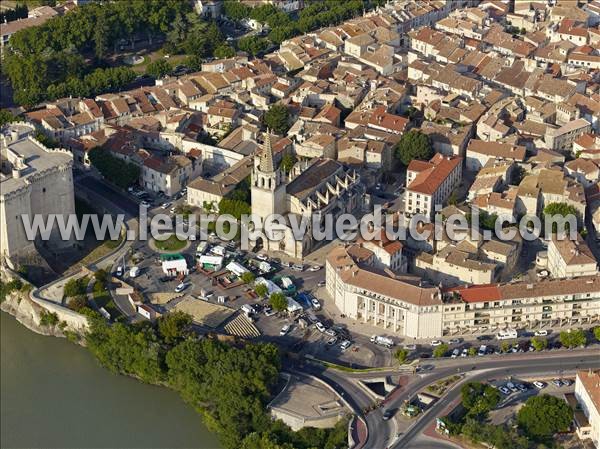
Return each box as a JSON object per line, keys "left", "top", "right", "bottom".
{"left": 224, "top": 314, "right": 261, "bottom": 339}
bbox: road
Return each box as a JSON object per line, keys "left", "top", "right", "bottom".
{"left": 76, "top": 173, "right": 140, "bottom": 217}
{"left": 391, "top": 352, "right": 600, "bottom": 449}
{"left": 292, "top": 350, "right": 599, "bottom": 449}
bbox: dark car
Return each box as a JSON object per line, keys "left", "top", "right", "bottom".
{"left": 382, "top": 409, "right": 395, "bottom": 421}
{"left": 159, "top": 276, "right": 173, "bottom": 283}
{"left": 477, "top": 335, "right": 492, "bottom": 341}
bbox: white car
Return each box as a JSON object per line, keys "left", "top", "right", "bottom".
{"left": 140, "top": 200, "right": 150, "bottom": 207}
{"left": 161, "top": 202, "right": 172, "bottom": 209}
{"left": 308, "top": 265, "right": 321, "bottom": 272}
{"left": 499, "top": 386, "right": 511, "bottom": 395}
{"left": 340, "top": 340, "right": 352, "bottom": 351}
{"left": 451, "top": 348, "right": 460, "bottom": 358}
{"left": 263, "top": 306, "right": 275, "bottom": 317}
{"left": 533, "top": 381, "right": 546, "bottom": 389}
{"left": 256, "top": 253, "right": 268, "bottom": 261}
{"left": 311, "top": 298, "right": 321, "bottom": 310}
{"left": 115, "top": 265, "right": 124, "bottom": 277}
{"left": 430, "top": 340, "right": 443, "bottom": 347}
{"left": 461, "top": 348, "right": 468, "bottom": 357}
{"left": 325, "top": 328, "right": 337, "bottom": 337}
{"left": 174, "top": 282, "right": 188, "bottom": 293}
{"left": 315, "top": 322, "right": 326, "bottom": 333}
{"left": 404, "top": 344, "right": 416, "bottom": 351}
{"left": 534, "top": 329, "right": 548, "bottom": 337}
{"left": 280, "top": 324, "right": 292, "bottom": 336}
{"left": 292, "top": 264, "right": 304, "bottom": 272}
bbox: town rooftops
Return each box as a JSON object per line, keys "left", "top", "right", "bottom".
{"left": 467, "top": 140, "right": 527, "bottom": 161}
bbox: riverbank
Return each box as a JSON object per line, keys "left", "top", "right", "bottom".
{"left": 1, "top": 311, "right": 222, "bottom": 449}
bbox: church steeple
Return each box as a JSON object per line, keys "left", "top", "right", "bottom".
{"left": 259, "top": 130, "right": 276, "bottom": 172}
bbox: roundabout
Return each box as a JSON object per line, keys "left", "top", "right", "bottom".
{"left": 149, "top": 234, "right": 191, "bottom": 254}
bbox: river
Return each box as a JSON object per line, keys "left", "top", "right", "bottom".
{"left": 1, "top": 312, "right": 221, "bottom": 449}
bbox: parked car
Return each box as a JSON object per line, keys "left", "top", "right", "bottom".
{"left": 281, "top": 261, "right": 291, "bottom": 268}
{"left": 174, "top": 282, "right": 188, "bottom": 293}
{"left": 292, "top": 264, "right": 304, "bottom": 272}
{"left": 264, "top": 306, "right": 275, "bottom": 316}
{"left": 308, "top": 265, "right": 321, "bottom": 272}
{"left": 516, "top": 383, "right": 528, "bottom": 392}
{"left": 477, "top": 335, "right": 492, "bottom": 341}
{"left": 430, "top": 340, "right": 443, "bottom": 346}
{"left": 533, "top": 381, "right": 546, "bottom": 389}
{"left": 317, "top": 280, "right": 326, "bottom": 287}
{"left": 499, "top": 386, "right": 511, "bottom": 395}
{"left": 382, "top": 409, "right": 394, "bottom": 421}
{"left": 280, "top": 324, "right": 292, "bottom": 336}
{"left": 326, "top": 337, "right": 338, "bottom": 346}
{"left": 129, "top": 266, "right": 140, "bottom": 278}
{"left": 311, "top": 297, "right": 321, "bottom": 310}
{"left": 506, "top": 382, "right": 518, "bottom": 393}
{"left": 404, "top": 344, "right": 417, "bottom": 351}
{"left": 449, "top": 338, "right": 462, "bottom": 344}
{"left": 340, "top": 340, "right": 352, "bottom": 351}
{"left": 534, "top": 329, "right": 548, "bottom": 337}
{"left": 257, "top": 253, "right": 268, "bottom": 261}
{"left": 562, "top": 379, "right": 573, "bottom": 386}
{"left": 315, "top": 322, "right": 326, "bottom": 333}
{"left": 551, "top": 379, "right": 563, "bottom": 387}
{"left": 159, "top": 276, "right": 172, "bottom": 283}
{"left": 161, "top": 202, "right": 172, "bottom": 209}
{"left": 325, "top": 328, "right": 337, "bottom": 337}
{"left": 461, "top": 348, "right": 468, "bottom": 357}
{"left": 451, "top": 348, "right": 460, "bottom": 358}
{"left": 115, "top": 266, "right": 124, "bottom": 277}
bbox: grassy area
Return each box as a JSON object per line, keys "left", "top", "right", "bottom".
{"left": 426, "top": 375, "right": 462, "bottom": 396}
{"left": 154, "top": 234, "right": 186, "bottom": 252}
{"left": 76, "top": 230, "right": 125, "bottom": 267}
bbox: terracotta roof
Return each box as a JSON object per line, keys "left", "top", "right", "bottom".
{"left": 406, "top": 154, "right": 462, "bottom": 195}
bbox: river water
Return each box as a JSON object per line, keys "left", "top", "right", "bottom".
{"left": 1, "top": 312, "right": 221, "bottom": 449}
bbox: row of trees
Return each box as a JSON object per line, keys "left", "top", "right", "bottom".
{"left": 3, "top": 1, "right": 192, "bottom": 106}
{"left": 224, "top": 0, "right": 369, "bottom": 46}
{"left": 46, "top": 66, "right": 136, "bottom": 102}
{"left": 84, "top": 310, "right": 348, "bottom": 449}
{"left": 0, "top": 3, "right": 27, "bottom": 24}
{"left": 88, "top": 147, "right": 140, "bottom": 189}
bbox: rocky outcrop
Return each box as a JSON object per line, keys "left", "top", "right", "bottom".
{"left": 1, "top": 291, "right": 67, "bottom": 338}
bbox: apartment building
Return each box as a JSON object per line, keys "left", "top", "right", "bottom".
{"left": 404, "top": 154, "right": 462, "bottom": 218}
{"left": 326, "top": 244, "right": 600, "bottom": 338}
{"left": 547, "top": 234, "right": 598, "bottom": 279}
{"left": 141, "top": 154, "right": 202, "bottom": 197}
{"left": 466, "top": 140, "right": 527, "bottom": 172}
{"left": 545, "top": 118, "right": 592, "bottom": 152}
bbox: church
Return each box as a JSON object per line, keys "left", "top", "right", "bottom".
{"left": 251, "top": 133, "right": 364, "bottom": 260}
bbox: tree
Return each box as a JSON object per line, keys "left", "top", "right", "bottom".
{"left": 467, "top": 347, "right": 477, "bottom": 356}
{"left": 395, "top": 348, "right": 409, "bottom": 364}
{"left": 500, "top": 341, "right": 511, "bottom": 353}
{"left": 263, "top": 103, "right": 290, "bottom": 135}
{"left": 531, "top": 336, "right": 548, "bottom": 351}
{"left": 394, "top": 130, "right": 433, "bottom": 166}
{"left": 214, "top": 44, "right": 236, "bottom": 59}
{"left": 269, "top": 292, "right": 287, "bottom": 312}
{"left": 543, "top": 202, "right": 581, "bottom": 232}
{"left": 158, "top": 311, "right": 193, "bottom": 345}
{"left": 461, "top": 382, "right": 500, "bottom": 418}
{"left": 0, "top": 109, "right": 17, "bottom": 127}
{"left": 517, "top": 394, "right": 573, "bottom": 440}
{"left": 64, "top": 276, "right": 89, "bottom": 298}
{"left": 280, "top": 153, "right": 297, "bottom": 173}
{"left": 254, "top": 284, "right": 268, "bottom": 298}
{"left": 238, "top": 35, "right": 269, "bottom": 56}
{"left": 88, "top": 147, "right": 140, "bottom": 189}
{"left": 559, "top": 329, "right": 587, "bottom": 348}
{"left": 433, "top": 343, "right": 449, "bottom": 358}
{"left": 594, "top": 326, "right": 600, "bottom": 341}
{"left": 146, "top": 59, "right": 172, "bottom": 79}
{"left": 241, "top": 272, "right": 255, "bottom": 284}
{"left": 94, "top": 269, "right": 109, "bottom": 287}
{"left": 68, "top": 295, "right": 88, "bottom": 312}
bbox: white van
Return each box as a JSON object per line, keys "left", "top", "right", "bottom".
{"left": 496, "top": 329, "right": 518, "bottom": 340}
{"left": 129, "top": 266, "right": 140, "bottom": 278}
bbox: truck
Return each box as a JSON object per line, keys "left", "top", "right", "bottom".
{"left": 496, "top": 329, "right": 518, "bottom": 340}
{"left": 196, "top": 241, "right": 208, "bottom": 257}
{"left": 370, "top": 335, "right": 394, "bottom": 348}
{"left": 281, "top": 276, "right": 294, "bottom": 289}
{"left": 241, "top": 304, "right": 256, "bottom": 316}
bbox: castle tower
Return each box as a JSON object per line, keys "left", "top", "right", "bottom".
{"left": 251, "top": 131, "right": 286, "bottom": 221}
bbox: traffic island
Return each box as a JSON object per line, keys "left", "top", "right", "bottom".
{"left": 149, "top": 234, "right": 190, "bottom": 253}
